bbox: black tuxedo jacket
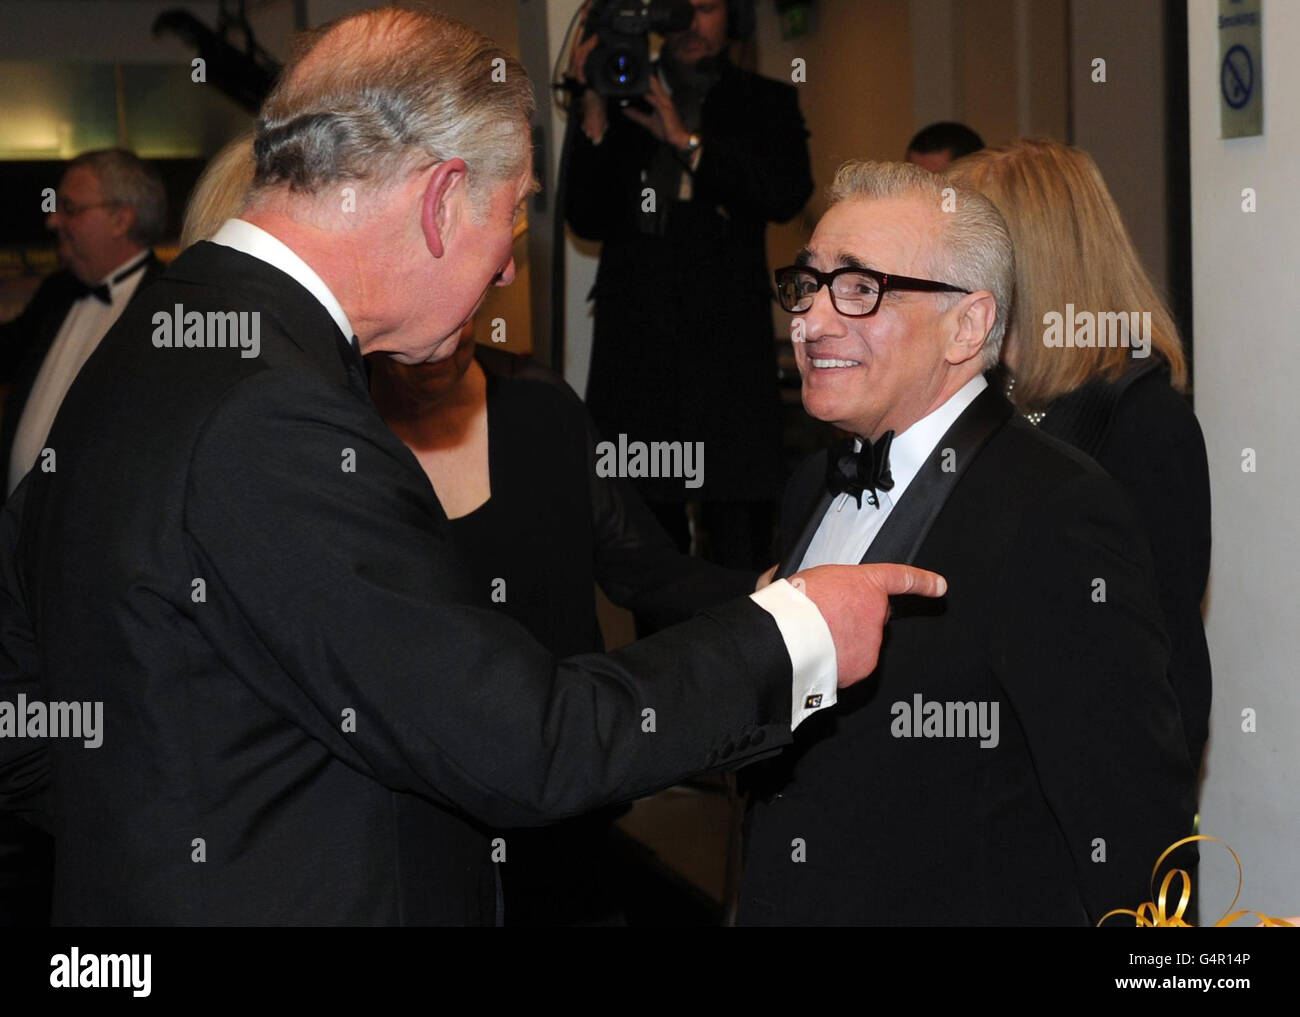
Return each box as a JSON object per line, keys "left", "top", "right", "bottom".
{"left": 0, "top": 255, "right": 164, "bottom": 924}
{"left": 0, "top": 242, "right": 795, "bottom": 925}
{"left": 740, "top": 384, "right": 1197, "bottom": 926}
{"left": 0, "top": 256, "right": 165, "bottom": 496}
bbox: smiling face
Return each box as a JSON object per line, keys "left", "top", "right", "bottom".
{"left": 664, "top": 0, "right": 729, "bottom": 67}
{"left": 793, "top": 195, "right": 980, "bottom": 441}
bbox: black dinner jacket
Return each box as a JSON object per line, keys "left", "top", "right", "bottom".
{"left": 0, "top": 255, "right": 164, "bottom": 497}
{"left": 740, "top": 383, "right": 1197, "bottom": 926}
{"left": 0, "top": 241, "right": 795, "bottom": 925}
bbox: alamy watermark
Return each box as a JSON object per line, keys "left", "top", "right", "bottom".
{"left": 1042, "top": 304, "right": 1151, "bottom": 359}
{"left": 152, "top": 304, "right": 260, "bottom": 358}
{"left": 50, "top": 948, "right": 150, "bottom": 997}
{"left": 890, "top": 693, "right": 999, "bottom": 748}
{"left": 595, "top": 434, "right": 703, "bottom": 490}
{"left": 0, "top": 695, "right": 102, "bottom": 748}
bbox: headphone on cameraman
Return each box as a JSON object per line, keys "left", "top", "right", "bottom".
{"left": 726, "top": 0, "right": 756, "bottom": 41}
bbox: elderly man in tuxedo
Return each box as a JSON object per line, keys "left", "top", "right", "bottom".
{"left": 0, "top": 147, "right": 164, "bottom": 925}
{"left": 739, "top": 160, "right": 1196, "bottom": 925}
{"left": 0, "top": 149, "right": 166, "bottom": 496}
{"left": 0, "top": 8, "right": 944, "bottom": 926}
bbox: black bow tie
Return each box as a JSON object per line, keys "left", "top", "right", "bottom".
{"left": 71, "top": 254, "right": 151, "bottom": 305}
{"left": 826, "top": 432, "right": 895, "bottom": 508}
{"left": 71, "top": 279, "right": 112, "bottom": 305}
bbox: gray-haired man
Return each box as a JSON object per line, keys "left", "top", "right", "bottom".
{"left": 1, "top": 148, "right": 167, "bottom": 496}
{"left": 740, "top": 160, "right": 1195, "bottom": 925}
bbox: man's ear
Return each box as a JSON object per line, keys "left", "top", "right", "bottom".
{"left": 420, "top": 158, "right": 469, "bottom": 260}
{"left": 945, "top": 290, "right": 996, "bottom": 367}
{"left": 108, "top": 204, "right": 136, "bottom": 244}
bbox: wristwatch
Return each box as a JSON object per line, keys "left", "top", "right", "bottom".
{"left": 680, "top": 132, "right": 702, "bottom": 156}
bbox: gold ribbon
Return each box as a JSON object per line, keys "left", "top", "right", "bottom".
{"left": 1098, "top": 835, "right": 1296, "bottom": 927}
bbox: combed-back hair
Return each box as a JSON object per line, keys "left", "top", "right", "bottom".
{"left": 252, "top": 6, "right": 535, "bottom": 208}
{"left": 828, "top": 159, "right": 1014, "bottom": 369}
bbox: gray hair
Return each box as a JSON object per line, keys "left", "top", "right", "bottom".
{"left": 827, "top": 160, "right": 1014, "bottom": 368}
{"left": 67, "top": 148, "right": 167, "bottom": 247}
{"left": 253, "top": 7, "right": 535, "bottom": 210}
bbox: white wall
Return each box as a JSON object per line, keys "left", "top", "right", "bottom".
{"left": 1189, "top": 0, "right": 1300, "bottom": 914}
{"left": 544, "top": 0, "right": 600, "bottom": 394}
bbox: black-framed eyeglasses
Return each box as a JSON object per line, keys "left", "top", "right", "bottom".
{"left": 774, "top": 264, "right": 971, "bottom": 318}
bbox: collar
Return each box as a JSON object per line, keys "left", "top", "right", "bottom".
{"left": 210, "top": 218, "right": 355, "bottom": 340}
{"left": 96, "top": 249, "right": 152, "bottom": 289}
{"left": 857, "top": 374, "right": 988, "bottom": 500}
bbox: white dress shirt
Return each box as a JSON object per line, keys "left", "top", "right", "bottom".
{"left": 210, "top": 219, "right": 355, "bottom": 340}
{"left": 208, "top": 218, "right": 836, "bottom": 730}
{"left": 9, "top": 250, "right": 151, "bottom": 493}
{"left": 800, "top": 374, "right": 988, "bottom": 570}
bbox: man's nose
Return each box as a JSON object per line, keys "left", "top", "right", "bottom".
{"left": 801, "top": 284, "right": 842, "bottom": 342}
{"left": 46, "top": 209, "right": 63, "bottom": 231}
{"left": 493, "top": 256, "right": 517, "bottom": 287}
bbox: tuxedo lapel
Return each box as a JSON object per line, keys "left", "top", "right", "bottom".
{"left": 860, "top": 384, "right": 1012, "bottom": 565}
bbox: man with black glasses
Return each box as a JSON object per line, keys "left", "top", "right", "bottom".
{"left": 738, "top": 160, "right": 1197, "bottom": 926}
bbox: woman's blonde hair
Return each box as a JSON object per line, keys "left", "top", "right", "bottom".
{"left": 946, "top": 137, "right": 1187, "bottom": 410}
{"left": 180, "top": 132, "right": 256, "bottom": 248}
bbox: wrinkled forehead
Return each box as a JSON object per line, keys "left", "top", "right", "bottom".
{"left": 803, "top": 196, "right": 940, "bottom": 275}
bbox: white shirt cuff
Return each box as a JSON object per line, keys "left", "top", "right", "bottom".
{"left": 750, "top": 579, "right": 838, "bottom": 730}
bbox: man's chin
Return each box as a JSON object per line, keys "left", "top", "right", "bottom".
{"left": 381, "top": 335, "right": 461, "bottom": 367}
{"left": 667, "top": 39, "right": 712, "bottom": 65}
{"left": 59, "top": 253, "right": 89, "bottom": 284}
{"left": 801, "top": 388, "right": 863, "bottom": 431}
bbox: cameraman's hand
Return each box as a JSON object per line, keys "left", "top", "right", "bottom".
{"left": 622, "top": 74, "right": 691, "bottom": 151}
{"left": 568, "top": 4, "right": 608, "bottom": 142}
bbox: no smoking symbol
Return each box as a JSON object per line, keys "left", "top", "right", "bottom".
{"left": 1221, "top": 44, "right": 1253, "bottom": 110}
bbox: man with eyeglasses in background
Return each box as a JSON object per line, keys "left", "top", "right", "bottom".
{"left": 737, "top": 160, "right": 1197, "bottom": 926}
{"left": 0, "top": 148, "right": 164, "bottom": 926}
{"left": 0, "top": 149, "right": 167, "bottom": 501}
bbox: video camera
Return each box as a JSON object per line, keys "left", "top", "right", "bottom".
{"left": 581, "top": 0, "right": 696, "bottom": 99}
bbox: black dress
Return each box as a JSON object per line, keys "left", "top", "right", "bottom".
{"left": 449, "top": 346, "right": 758, "bottom": 923}
{"left": 1037, "top": 361, "right": 1212, "bottom": 776}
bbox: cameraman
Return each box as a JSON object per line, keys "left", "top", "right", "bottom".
{"left": 566, "top": 0, "right": 813, "bottom": 575}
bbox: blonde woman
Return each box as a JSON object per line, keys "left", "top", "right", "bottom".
{"left": 948, "top": 138, "right": 1210, "bottom": 776}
